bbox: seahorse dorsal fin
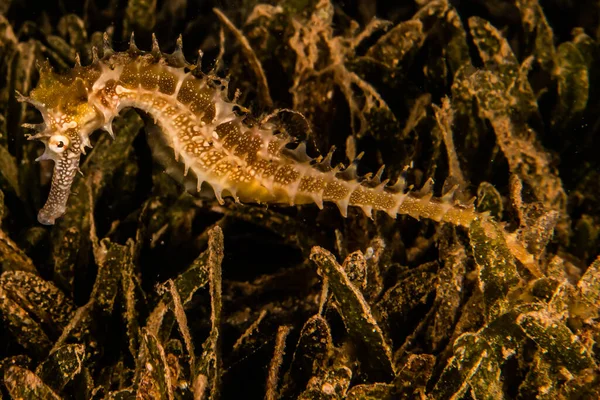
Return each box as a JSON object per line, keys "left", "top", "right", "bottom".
{"left": 338, "top": 152, "right": 364, "bottom": 181}
{"left": 282, "top": 141, "right": 312, "bottom": 163}
{"left": 170, "top": 34, "right": 187, "bottom": 67}
{"left": 375, "top": 179, "right": 390, "bottom": 191}
{"left": 387, "top": 166, "right": 409, "bottom": 193}
{"left": 441, "top": 184, "right": 458, "bottom": 203}
{"left": 193, "top": 49, "right": 204, "bottom": 75}
{"left": 416, "top": 177, "right": 434, "bottom": 197}
{"left": 128, "top": 32, "right": 139, "bottom": 54}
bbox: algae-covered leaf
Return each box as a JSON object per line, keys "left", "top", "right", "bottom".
{"left": 476, "top": 182, "right": 503, "bottom": 220}
{"left": 515, "top": 0, "right": 556, "bottom": 70}
{"left": 280, "top": 314, "right": 332, "bottom": 398}
{"left": 346, "top": 383, "right": 394, "bottom": 399}
{"left": 571, "top": 28, "right": 594, "bottom": 68}
{"left": 137, "top": 329, "right": 174, "bottom": 400}
{"left": 46, "top": 35, "right": 77, "bottom": 65}
{"left": 13, "top": 40, "right": 42, "bottom": 209}
{"left": 4, "top": 366, "right": 62, "bottom": 399}
{"left": 341, "top": 250, "right": 367, "bottom": 291}
{"left": 91, "top": 239, "right": 128, "bottom": 314}
{"left": 173, "top": 248, "right": 209, "bottom": 304}
{"left": 557, "top": 369, "right": 600, "bottom": 399}
{"left": 49, "top": 239, "right": 131, "bottom": 358}
{"left": 146, "top": 247, "right": 209, "bottom": 340}
{"left": 0, "top": 142, "right": 19, "bottom": 197}
{"left": 469, "top": 219, "right": 521, "bottom": 320}
{"left": 443, "top": 6, "right": 471, "bottom": 73}
{"left": 469, "top": 16, "right": 518, "bottom": 67}
{"left": 52, "top": 227, "right": 80, "bottom": 292}
{"left": 125, "top": 0, "right": 158, "bottom": 34}
{"left": 194, "top": 226, "right": 224, "bottom": 399}
{"left": 433, "top": 97, "right": 465, "bottom": 187}
{"left": 167, "top": 279, "right": 195, "bottom": 375}
{"left": 577, "top": 256, "right": 600, "bottom": 317}
{"left": 0, "top": 270, "right": 76, "bottom": 357}
{"left": 0, "top": 270, "right": 75, "bottom": 328}
{"left": 57, "top": 14, "right": 88, "bottom": 55}
{"left": 468, "top": 16, "right": 538, "bottom": 118}
{"left": 519, "top": 350, "right": 600, "bottom": 399}
{"left": 37, "top": 344, "right": 85, "bottom": 392}
{"left": 0, "top": 284, "right": 52, "bottom": 357}
{"left": 552, "top": 41, "right": 589, "bottom": 127}
{"left": 310, "top": 246, "right": 394, "bottom": 379}
{"left": 119, "top": 239, "right": 142, "bottom": 361}
{"left": 431, "top": 333, "right": 503, "bottom": 400}
{"left": 287, "top": 0, "right": 395, "bottom": 138}
{"left": 466, "top": 16, "right": 566, "bottom": 227}
{"left": 393, "top": 354, "right": 435, "bottom": 399}
{"left": 377, "top": 261, "right": 438, "bottom": 320}
{"left": 107, "top": 388, "right": 136, "bottom": 399}
{"left": 364, "top": 20, "right": 424, "bottom": 71}
{"left": 518, "top": 352, "right": 558, "bottom": 399}
{"left": 517, "top": 309, "right": 597, "bottom": 374}
{"left": 297, "top": 346, "right": 353, "bottom": 399}
{"left": 0, "top": 227, "right": 36, "bottom": 273}
{"left": 454, "top": 333, "right": 503, "bottom": 399}
{"left": 265, "top": 325, "right": 291, "bottom": 400}
{"left": 430, "top": 234, "right": 466, "bottom": 350}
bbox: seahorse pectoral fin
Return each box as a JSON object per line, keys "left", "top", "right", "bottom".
{"left": 38, "top": 149, "right": 81, "bottom": 225}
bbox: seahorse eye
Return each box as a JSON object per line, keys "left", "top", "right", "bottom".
{"left": 48, "top": 134, "right": 70, "bottom": 153}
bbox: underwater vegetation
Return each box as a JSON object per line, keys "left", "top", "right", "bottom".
{"left": 0, "top": 0, "right": 599, "bottom": 398}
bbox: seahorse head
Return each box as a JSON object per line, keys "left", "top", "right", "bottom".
{"left": 19, "top": 62, "right": 104, "bottom": 225}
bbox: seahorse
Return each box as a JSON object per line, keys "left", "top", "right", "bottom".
{"left": 18, "top": 34, "right": 538, "bottom": 275}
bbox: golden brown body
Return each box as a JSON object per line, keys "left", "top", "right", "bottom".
{"left": 19, "top": 34, "right": 535, "bottom": 271}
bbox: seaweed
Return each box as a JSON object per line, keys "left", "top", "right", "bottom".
{"left": 1, "top": 0, "right": 600, "bottom": 398}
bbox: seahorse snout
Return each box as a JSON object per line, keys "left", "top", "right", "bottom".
{"left": 37, "top": 206, "right": 64, "bottom": 225}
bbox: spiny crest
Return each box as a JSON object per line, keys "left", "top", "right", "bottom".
{"left": 24, "top": 32, "right": 196, "bottom": 112}
{"left": 104, "top": 32, "right": 193, "bottom": 71}
{"left": 27, "top": 63, "right": 93, "bottom": 114}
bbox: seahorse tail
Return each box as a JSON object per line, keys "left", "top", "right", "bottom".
{"left": 326, "top": 179, "right": 540, "bottom": 276}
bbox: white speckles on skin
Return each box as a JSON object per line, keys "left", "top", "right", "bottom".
{"left": 24, "top": 53, "right": 529, "bottom": 275}
{"left": 27, "top": 55, "right": 524, "bottom": 279}
{"left": 61, "top": 120, "right": 78, "bottom": 130}
{"left": 92, "top": 64, "right": 124, "bottom": 92}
